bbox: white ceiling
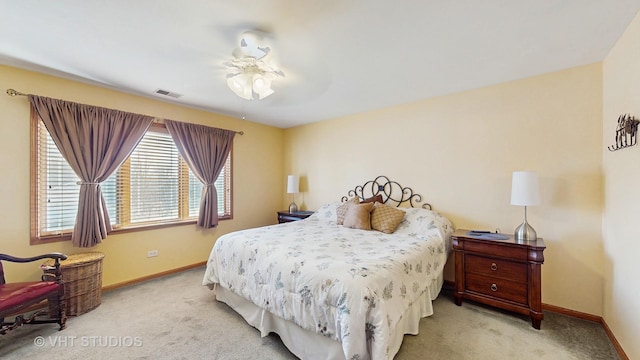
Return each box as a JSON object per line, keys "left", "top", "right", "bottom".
{"left": 1, "top": 1, "right": 639, "bottom": 128}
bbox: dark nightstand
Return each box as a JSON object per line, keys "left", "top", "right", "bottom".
{"left": 277, "top": 210, "right": 314, "bottom": 224}
{"left": 452, "top": 229, "right": 546, "bottom": 329}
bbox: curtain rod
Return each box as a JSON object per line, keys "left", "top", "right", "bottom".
{"left": 6, "top": 88, "right": 244, "bottom": 135}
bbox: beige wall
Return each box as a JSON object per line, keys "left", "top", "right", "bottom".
{"left": 284, "top": 64, "right": 604, "bottom": 315}
{"left": 0, "top": 65, "right": 284, "bottom": 287}
{"left": 603, "top": 11, "right": 640, "bottom": 360}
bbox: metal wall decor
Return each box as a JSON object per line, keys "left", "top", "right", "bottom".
{"left": 608, "top": 114, "right": 640, "bottom": 152}
{"left": 341, "top": 175, "right": 432, "bottom": 209}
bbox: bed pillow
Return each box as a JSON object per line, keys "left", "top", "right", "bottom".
{"left": 394, "top": 207, "right": 455, "bottom": 241}
{"left": 370, "top": 202, "right": 405, "bottom": 234}
{"left": 336, "top": 197, "right": 360, "bottom": 225}
{"left": 343, "top": 202, "right": 374, "bottom": 230}
{"left": 308, "top": 202, "right": 341, "bottom": 224}
{"left": 361, "top": 194, "right": 384, "bottom": 204}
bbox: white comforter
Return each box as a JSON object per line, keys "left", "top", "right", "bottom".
{"left": 203, "top": 203, "right": 453, "bottom": 360}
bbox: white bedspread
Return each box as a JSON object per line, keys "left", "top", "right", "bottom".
{"left": 203, "top": 204, "right": 453, "bottom": 360}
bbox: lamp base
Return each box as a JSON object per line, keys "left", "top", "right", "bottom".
{"left": 289, "top": 202, "right": 298, "bottom": 213}
{"left": 514, "top": 221, "right": 537, "bottom": 242}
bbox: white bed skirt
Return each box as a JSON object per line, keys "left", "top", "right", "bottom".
{"left": 214, "top": 273, "right": 444, "bottom": 360}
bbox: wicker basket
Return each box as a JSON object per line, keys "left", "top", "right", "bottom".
{"left": 42, "top": 252, "right": 105, "bottom": 316}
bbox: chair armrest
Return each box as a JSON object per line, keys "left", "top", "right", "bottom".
{"left": 0, "top": 252, "right": 67, "bottom": 263}
{"left": 0, "top": 253, "right": 68, "bottom": 285}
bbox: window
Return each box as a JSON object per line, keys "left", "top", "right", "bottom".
{"left": 32, "top": 121, "right": 232, "bottom": 243}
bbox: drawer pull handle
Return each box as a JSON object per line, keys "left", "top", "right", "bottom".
{"left": 490, "top": 284, "right": 498, "bottom": 292}
{"left": 490, "top": 263, "right": 498, "bottom": 271}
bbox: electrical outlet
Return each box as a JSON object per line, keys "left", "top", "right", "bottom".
{"left": 147, "top": 250, "right": 159, "bottom": 258}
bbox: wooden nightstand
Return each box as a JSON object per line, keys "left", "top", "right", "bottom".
{"left": 452, "top": 229, "right": 546, "bottom": 329}
{"left": 277, "top": 210, "right": 314, "bottom": 224}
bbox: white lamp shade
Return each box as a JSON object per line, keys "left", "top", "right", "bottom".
{"left": 511, "top": 171, "right": 540, "bottom": 206}
{"left": 253, "top": 74, "right": 274, "bottom": 99}
{"left": 257, "top": 87, "right": 274, "bottom": 100}
{"left": 287, "top": 175, "right": 299, "bottom": 194}
{"left": 227, "top": 75, "right": 253, "bottom": 100}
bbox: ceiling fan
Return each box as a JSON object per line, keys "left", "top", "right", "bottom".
{"left": 224, "top": 31, "right": 285, "bottom": 100}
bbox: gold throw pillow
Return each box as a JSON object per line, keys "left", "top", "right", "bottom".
{"left": 371, "top": 202, "right": 405, "bottom": 233}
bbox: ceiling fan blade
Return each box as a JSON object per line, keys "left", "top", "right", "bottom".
{"left": 234, "top": 30, "right": 273, "bottom": 59}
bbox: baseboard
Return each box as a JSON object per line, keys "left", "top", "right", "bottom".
{"left": 600, "top": 317, "right": 629, "bottom": 360}
{"left": 101, "top": 261, "right": 206, "bottom": 293}
{"left": 542, "top": 303, "right": 629, "bottom": 360}
{"left": 542, "top": 303, "right": 601, "bottom": 323}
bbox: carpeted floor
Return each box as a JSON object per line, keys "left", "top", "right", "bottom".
{"left": 0, "top": 267, "right": 620, "bottom": 360}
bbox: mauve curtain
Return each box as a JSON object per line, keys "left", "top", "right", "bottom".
{"left": 164, "top": 120, "right": 235, "bottom": 228}
{"left": 30, "top": 95, "right": 153, "bottom": 248}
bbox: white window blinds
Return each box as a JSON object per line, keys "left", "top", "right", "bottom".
{"left": 34, "top": 120, "right": 232, "bottom": 239}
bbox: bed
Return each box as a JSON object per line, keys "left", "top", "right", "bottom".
{"left": 203, "top": 176, "right": 454, "bottom": 359}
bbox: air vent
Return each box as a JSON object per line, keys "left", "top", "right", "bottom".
{"left": 154, "top": 89, "right": 182, "bottom": 98}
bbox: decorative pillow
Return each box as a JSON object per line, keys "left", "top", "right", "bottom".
{"left": 343, "top": 202, "right": 374, "bottom": 230}
{"left": 336, "top": 197, "right": 360, "bottom": 225}
{"left": 361, "top": 194, "right": 384, "bottom": 204}
{"left": 370, "top": 202, "right": 405, "bottom": 233}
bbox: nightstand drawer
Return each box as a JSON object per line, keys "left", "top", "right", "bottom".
{"left": 464, "top": 241, "right": 528, "bottom": 260}
{"left": 465, "top": 272, "right": 528, "bottom": 305}
{"left": 465, "top": 254, "right": 527, "bottom": 283}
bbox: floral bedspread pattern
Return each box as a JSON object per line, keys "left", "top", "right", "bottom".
{"left": 203, "top": 203, "right": 453, "bottom": 360}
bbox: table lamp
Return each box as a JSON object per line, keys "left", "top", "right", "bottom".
{"left": 287, "top": 175, "right": 299, "bottom": 213}
{"left": 511, "top": 171, "right": 540, "bottom": 241}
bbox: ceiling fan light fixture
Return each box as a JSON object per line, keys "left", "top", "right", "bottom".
{"left": 225, "top": 32, "right": 284, "bottom": 101}
{"left": 226, "top": 59, "right": 281, "bottom": 100}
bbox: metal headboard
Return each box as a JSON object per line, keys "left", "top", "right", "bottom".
{"left": 340, "top": 175, "right": 432, "bottom": 209}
